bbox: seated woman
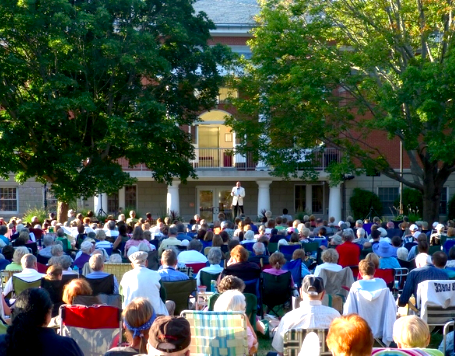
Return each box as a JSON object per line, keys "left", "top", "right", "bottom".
{"left": 5, "top": 246, "right": 29, "bottom": 271}
{"left": 41, "top": 265, "right": 64, "bottom": 317}
{"left": 0, "top": 288, "right": 83, "bottom": 355}
{"left": 326, "top": 314, "right": 373, "bottom": 356}
{"left": 263, "top": 252, "right": 295, "bottom": 288}
{"left": 112, "top": 224, "right": 129, "bottom": 255}
{"left": 195, "top": 247, "right": 223, "bottom": 287}
{"left": 291, "top": 249, "right": 310, "bottom": 278}
{"left": 105, "top": 298, "right": 156, "bottom": 356}
{"left": 124, "top": 227, "right": 154, "bottom": 257}
{"left": 214, "top": 290, "right": 258, "bottom": 355}
{"left": 415, "top": 237, "right": 432, "bottom": 268}
{"left": 220, "top": 245, "right": 261, "bottom": 284}
{"left": 313, "top": 249, "right": 342, "bottom": 277}
{"left": 352, "top": 259, "right": 387, "bottom": 292}
{"left": 375, "top": 241, "right": 401, "bottom": 269}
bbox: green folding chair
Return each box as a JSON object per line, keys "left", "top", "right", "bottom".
{"left": 12, "top": 277, "right": 41, "bottom": 297}
{"left": 162, "top": 279, "right": 196, "bottom": 315}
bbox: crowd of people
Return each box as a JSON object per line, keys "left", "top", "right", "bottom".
{"left": 0, "top": 210, "right": 454, "bottom": 356}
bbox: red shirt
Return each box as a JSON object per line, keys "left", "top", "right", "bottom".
{"left": 336, "top": 241, "right": 361, "bottom": 267}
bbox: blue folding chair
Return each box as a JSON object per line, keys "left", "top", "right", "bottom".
{"left": 279, "top": 244, "right": 302, "bottom": 261}
{"left": 282, "top": 259, "right": 303, "bottom": 288}
{"left": 242, "top": 242, "right": 255, "bottom": 254}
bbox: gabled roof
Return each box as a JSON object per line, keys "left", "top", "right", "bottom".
{"left": 193, "top": 0, "right": 259, "bottom": 24}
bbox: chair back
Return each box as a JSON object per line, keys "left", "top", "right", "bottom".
{"left": 279, "top": 244, "right": 301, "bottom": 261}
{"left": 12, "top": 276, "right": 41, "bottom": 297}
{"left": 146, "top": 250, "right": 159, "bottom": 270}
{"left": 103, "top": 263, "right": 132, "bottom": 283}
{"left": 416, "top": 280, "right": 455, "bottom": 326}
{"left": 302, "top": 241, "right": 319, "bottom": 258}
{"left": 73, "top": 294, "right": 122, "bottom": 308}
{"left": 428, "top": 245, "right": 441, "bottom": 255}
{"left": 36, "top": 262, "right": 47, "bottom": 274}
{"left": 284, "top": 328, "right": 331, "bottom": 356}
{"left": 267, "top": 242, "right": 277, "bottom": 255}
{"left": 86, "top": 274, "right": 115, "bottom": 296}
{"left": 200, "top": 271, "right": 220, "bottom": 289}
{"left": 162, "top": 278, "right": 196, "bottom": 315}
{"left": 360, "top": 247, "right": 373, "bottom": 259}
{"left": 442, "top": 321, "right": 454, "bottom": 355}
{"left": 41, "top": 278, "right": 65, "bottom": 317}
{"left": 282, "top": 259, "right": 303, "bottom": 287}
{"left": 60, "top": 304, "right": 122, "bottom": 356}
{"left": 1, "top": 270, "right": 21, "bottom": 289}
{"left": 36, "top": 253, "right": 49, "bottom": 265}
{"left": 242, "top": 242, "right": 255, "bottom": 253}
{"left": 393, "top": 268, "right": 409, "bottom": 294}
{"left": 261, "top": 271, "right": 291, "bottom": 317}
{"left": 181, "top": 310, "right": 248, "bottom": 356}
{"left": 62, "top": 273, "right": 79, "bottom": 286}
{"left": 404, "top": 242, "right": 417, "bottom": 251}
{"left": 374, "top": 269, "right": 395, "bottom": 288}
{"left": 243, "top": 277, "right": 260, "bottom": 298}
{"left": 319, "top": 267, "right": 354, "bottom": 298}
{"left": 186, "top": 262, "right": 207, "bottom": 275}
{"left": 243, "top": 292, "right": 258, "bottom": 329}
{"left": 24, "top": 242, "right": 38, "bottom": 255}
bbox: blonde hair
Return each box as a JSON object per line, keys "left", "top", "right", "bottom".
{"left": 213, "top": 289, "right": 246, "bottom": 312}
{"left": 393, "top": 316, "right": 430, "bottom": 348}
{"left": 12, "top": 246, "right": 29, "bottom": 264}
{"left": 322, "top": 248, "right": 339, "bottom": 264}
{"left": 365, "top": 252, "right": 380, "bottom": 269}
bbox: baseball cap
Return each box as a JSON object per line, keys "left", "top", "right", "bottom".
{"left": 148, "top": 316, "right": 191, "bottom": 353}
{"left": 302, "top": 275, "right": 324, "bottom": 296}
{"left": 338, "top": 220, "right": 345, "bottom": 227}
{"left": 409, "top": 224, "right": 418, "bottom": 232}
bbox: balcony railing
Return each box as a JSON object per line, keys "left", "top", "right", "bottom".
{"left": 119, "top": 147, "right": 341, "bottom": 171}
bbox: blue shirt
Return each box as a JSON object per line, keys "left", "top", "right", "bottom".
{"left": 379, "top": 257, "right": 401, "bottom": 269}
{"left": 398, "top": 264, "right": 449, "bottom": 306}
{"left": 158, "top": 267, "right": 189, "bottom": 282}
{"left": 443, "top": 239, "right": 455, "bottom": 256}
{"left": 85, "top": 271, "right": 119, "bottom": 294}
{"left": 0, "top": 235, "right": 9, "bottom": 246}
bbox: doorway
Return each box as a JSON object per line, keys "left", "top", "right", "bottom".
{"left": 197, "top": 187, "right": 233, "bottom": 222}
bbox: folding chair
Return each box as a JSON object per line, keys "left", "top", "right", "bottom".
{"left": 282, "top": 259, "right": 302, "bottom": 287}
{"left": 283, "top": 328, "right": 331, "bottom": 356}
{"left": 393, "top": 268, "right": 409, "bottom": 296}
{"left": 200, "top": 271, "right": 220, "bottom": 289}
{"left": 86, "top": 274, "right": 115, "bottom": 295}
{"left": 374, "top": 269, "right": 395, "bottom": 289}
{"left": 267, "top": 242, "right": 277, "bottom": 255}
{"left": 41, "top": 278, "right": 65, "bottom": 317}
{"left": 102, "top": 263, "right": 132, "bottom": 283}
{"left": 261, "top": 271, "right": 292, "bottom": 318}
{"left": 319, "top": 267, "right": 354, "bottom": 298}
{"left": 36, "top": 253, "right": 50, "bottom": 265}
{"left": 59, "top": 304, "right": 122, "bottom": 356}
{"left": 12, "top": 277, "right": 41, "bottom": 297}
{"left": 279, "top": 244, "right": 302, "bottom": 261}
{"left": 242, "top": 242, "right": 255, "bottom": 253}
{"left": 186, "top": 263, "right": 207, "bottom": 275}
{"left": 73, "top": 294, "right": 122, "bottom": 308}
{"left": 1, "top": 270, "right": 21, "bottom": 290}
{"left": 442, "top": 320, "right": 454, "bottom": 355}
{"left": 181, "top": 310, "right": 249, "bottom": 356}
{"left": 161, "top": 278, "right": 196, "bottom": 315}
{"left": 415, "top": 280, "right": 455, "bottom": 329}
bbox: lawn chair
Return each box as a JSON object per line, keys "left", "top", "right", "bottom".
{"left": 442, "top": 320, "right": 454, "bottom": 355}
{"left": 374, "top": 269, "right": 395, "bottom": 289}
{"left": 86, "top": 274, "right": 115, "bottom": 295}
{"left": 261, "top": 271, "right": 292, "bottom": 318}
{"left": 59, "top": 304, "right": 122, "bottom": 356}
{"left": 180, "top": 310, "right": 248, "bottom": 356}
{"left": 279, "top": 244, "right": 302, "bottom": 261}
{"left": 200, "top": 271, "right": 220, "bottom": 289}
{"left": 393, "top": 268, "right": 409, "bottom": 296}
{"left": 207, "top": 292, "right": 257, "bottom": 329}
{"left": 283, "top": 328, "right": 331, "bottom": 356}
{"left": 242, "top": 242, "right": 255, "bottom": 254}
{"left": 161, "top": 279, "right": 196, "bottom": 315}
{"left": 12, "top": 276, "right": 41, "bottom": 297}
{"left": 186, "top": 263, "right": 207, "bottom": 275}
{"left": 414, "top": 280, "right": 455, "bottom": 329}
{"left": 103, "top": 263, "right": 132, "bottom": 283}
{"left": 319, "top": 267, "right": 354, "bottom": 298}
{"left": 282, "top": 258, "right": 302, "bottom": 287}
{"left": 1, "top": 270, "right": 21, "bottom": 290}
{"left": 73, "top": 294, "right": 122, "bottom": 308}
{"left": 41, "top": 278, "right": 65, "bottom": 317}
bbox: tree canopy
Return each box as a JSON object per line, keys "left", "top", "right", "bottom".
{"left": 227, "top": 0, "right": 454, "bottom": 222}
{"left": 0, "top": 0, "right": 233, "bottom": 205}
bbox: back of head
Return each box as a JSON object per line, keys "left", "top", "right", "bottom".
{"left": 417, "top": 238, "right": 429, "bottom": 253}
{"left": 269, "top": 252, "right": 286, "bottom": 269}
{"left": 342, "top": 228, "right": 354, "bottom": 242}
{"left": 21, "top": 253, "right": 36, "bottom": 269}
{"left": 89, "top": 253, "right": 104, "bottom": 271}
{"left": 63, "top": 278, "right": 93, "bottom": 304}
{"left": 109, "top": 253, "right": 122, "bottom": 263}
{"left": 253, "top": 241, "right": 265, "bottom": 255}
{"left": 13, "top": 246, "right": 29, "bottom": 264}
{"left": 123, "top": 297, "right": 155, "bottom": 354}
{"left": 326, "top": 314, "right": 373, "bottom": 356}
{"left": 371, "top": 229, "right": 381, "bottom": 240}
{"left": 207, "top": 247, "right": 222, "bottom": 265}
{"left": 108, "top": 220, "right": 116, "bottom": 230}
{"left": 80, "top": 240, "right": 93, "bottom": 254}
{"left": 365, "top": 252, "right": 380, "bottom": 269}
{"left": 189, "top": 239, "right": 203, "bottom": 252}
{"left": 162, "top": 249, "right": 178, "bottom": 267}
{"left": 168, "top": 225, "right": 178, "bottom": 236}
{"left": 95, "top": 229, "right": 106, "bottom": 241}
{"left": 147, "top": 316, "right": 191, "bottom": 356}
{"left": 231, "top": 245, "right": 249, "bottom": 262}
{"left": 5, "top": 288, "right": 53, "bottom": 355}
{"left": 217, "top": 275, "right": 246, "bottom": 293}
{"left": 42, "top": 234, "right": 54, "bottom": 247}
{"left": 359, "top": 259, "right": 376, "bottom": 276}
{"left": 391, "top": 236, "right": 402, "bottom": 247}
{"left": 213, "top": 289, "right": 246, "bottom": 312}
{"left": 132, "top": 226, "right": 144, "bottom": 240}
{"left": 138, "top": 242, "right": 150, "bottom": 252}
{"left": 321, "top": 248, "right": 339, "bottom": 264}
{"left": 393, "top": 315, "right": 429, "bottom": 348}
{"left": 432, "top": 251, "right": 447, "bottom": 268}
{"left": 45, "top": 265, "right": 62, "bottom": 281}
{"left": 56, "top": 228, "right": 65, "bottom": 237}
{"left": 176, "top": 223, "right": 185, "bottom": 233}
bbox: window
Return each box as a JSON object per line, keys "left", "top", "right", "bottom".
{"left": 378, "top": 187, "right": 399, "bottom": 215}
{"left": 108, "top": 192, "right": 119, "bottom": 214}
{"left": 439, "top": 187, "right": 448, "bottom": 215}
{"left": 45, "top": 188, "right": 58, "bottom": 214}
{"left": 125, "top": 185, "right": 137, "bottom": 209}
{"left": 312, "top": 185, "right": 323, "bottom": 213}
{"left": 0, "top": 188, "right": 18, "bottom": 212}
{"left": 295, "top": 185, "right": 306, "bottom": 212}
{"left": 217, "top": 87, "right": 238, "bottom": 104}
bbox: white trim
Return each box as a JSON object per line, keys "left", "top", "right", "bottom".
{"left": 0, "top": 187, "right": 19, "bottom": 214}
{"left": 196, "top": 186, "right": 233, "bottom": 222}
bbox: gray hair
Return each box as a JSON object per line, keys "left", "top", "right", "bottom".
{"left": 253, "top": 242, "right": 265, "bottom": 255}
{"left": 277, "top": 239, "right": 288, "bottom": 251}
{"left": 176, "top": 223, "right": 186, "bottom": 233}
{"left": 207, "top": 247, "right": 222, "bottom": 265}
{"left": 214, "top": 289, "right": 246, "bottom": 312}
{"left": 42, "top": 234, "right": 54, "bottom": 247}
{"left": 12, "top": 246, "right": 30, "bottom": 264}
{"left": 321, "top": 248, "right": 339, "bottom": 264}
{"left": 109, "top": 254, "right": 122, "bottom": 263}
{"left": 356, "top": 219, "right": 363, "bottom": 227}
{"left": 80, "top": 240, "right": 93, "bottom": 253}
{"left": 138, "top": 242, "right": 150, "bottom": 252}
{"left": 59, "top": 255, "right": 73, "bottom": 269}
{"left": 21, "top": 254, "right": 37, "bottom": 269}
{"left": 356, "top": 228, "right": 366, "bottom": 238}
{"left": 51, "top": 244, "right": 63, "bottom": 256}
{"left": 342, "top": 228, "right": 354, "bottom": 241}
{"left": 18, "top": 229, "right": 30, "bottom": 242}
{"left": 168, "top": 225, "right": 178, "bottom": 236}
{"left": 89, "top": 253, "right": 104, "bottom": 271}
{"left": 397, "top": 247, "right": 408, "bottom": 261}
{"left": 303, "top": 215, "right": 310, "bottom": 222}
{"left": 189, "top": 239, "right": 203, "bottom": 252}
{"left": 56, "top": 228, "right": 65, "bottom": 237}
{"left": 95, "top": 229, "right": 106, "bottom": 241}
{"left": 107, "top": 220, "right": 116, "bottom": 230}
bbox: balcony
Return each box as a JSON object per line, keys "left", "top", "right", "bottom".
{"left": 119, "top": 148, "right": 341, "bottom": 172}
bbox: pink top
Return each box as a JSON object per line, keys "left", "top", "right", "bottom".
{"left": 263, "top": 268, "right": 295, "bottom": 287}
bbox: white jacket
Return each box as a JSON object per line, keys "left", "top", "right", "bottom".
{"left": 343, "top": 287, "right": 396, "bottom": 346}
{"left": 416, "top": 280, "right": 455, "bottom": 323}
{"left": 231, "top": 186, "right": 245, "bottom": 206}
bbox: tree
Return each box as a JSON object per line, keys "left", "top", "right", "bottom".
{"left": 0, "top": 0, "right": 233, "bottom": 222}
{"left": 227, "top": 0, "right": 454, "bottom": 223}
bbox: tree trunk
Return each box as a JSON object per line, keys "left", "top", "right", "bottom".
{"left": 57, "top": 201, "right": 69, "bottom": 224}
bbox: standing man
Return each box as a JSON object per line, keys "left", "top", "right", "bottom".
{"left": 231, "top": 181, "right": 245, "bottom": 219}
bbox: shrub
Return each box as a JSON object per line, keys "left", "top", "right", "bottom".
{"left": 22, "top": 207, "right": 47, "bottom": 224}
{"left": 349, "top": 188, "right": 383, "bottom": 221}
{"left": 393, "top": 188, "right": 423, "bottom": 217}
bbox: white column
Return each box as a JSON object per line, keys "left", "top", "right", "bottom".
{"left": 256, "top": 113, "right": 268, "bottom": 170}
{"left": 118, "top": 188, "right": 125, "bottom": 211}
{"left": 305, "top": 185, "right": 313, "bottom": 213}
{"left": 167, "top": 180, "right": 180, "bottom": 214}
{"left": 94, "top": 193, "right": 108, "bottom": 214}
{"left": 257, "top": 180, "right": 272, "bottom": 217}
{"left": 328, "top": 183, "right": 342, "bottom": 221}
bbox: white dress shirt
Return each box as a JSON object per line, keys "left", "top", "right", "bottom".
{"left": 272, "top": 300, "right": 340, "bottom": 353}
{"left": 3, "top": 268, "right": 45, "bottom": 296}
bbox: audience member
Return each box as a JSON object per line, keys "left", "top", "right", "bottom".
{"left": 158, "top": 249, "right": 189, "bottom": 282}
{"left": 351, "top": 259, "right": 386, "bottom": 292}
{"left": 5, "top": 246, "right": 29, "bottom": 271}
{"left": 146, "top": 316, "right": 191, "bottom": 356}
{"left": 326, "top": 314, "right": 373, "bottom": 356}
{"left": 313, "top": 249, "right": 342, "bottom": 277}
{"left": 217, "top": 275, "right": 246, "bottom": 293}
{"left": 177, "top": 239, "right": 207, "bottom": 265}
{"left": 62, "top": 278, "right": 94, "bottom": 305}
{"left": 85, "top": 253, "right": 119, "bottom": 294}
{"left": 38, "top": 235, "right": 54, "bottom": 258}
{"left": 220, "top": 245, "right": 261, "bottom": 283}
{"left": 336, "top": 228, "right": 360, "bottom": 267}
{"left": 248, "top": 242, "right": 270, "bottom": 267}
{"left": 3, "top": 254, "right": 44, "bottom": 298}
{"left": 375, "top": 241, "right": 401, "bottom": 269}
{"left": 195, "top": 247, "right": 223, "bottom": 286}
{"left": 272, "top": 276, "right": 340, "bottom": 354}
{"left": 0, "top": 288, "right": 83, "bottom": 355}
{"left": 73, "top": 240, "right": 93, "bottom": 270}
{"left": 414, "top": 236, "right": 432, "bottom": 268}
{"left": 158, "top": 225, "right": 182, "bottom": 256}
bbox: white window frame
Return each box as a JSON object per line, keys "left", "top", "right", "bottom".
{"left": 0, "top": 187, "right": 19, "bottom": 214}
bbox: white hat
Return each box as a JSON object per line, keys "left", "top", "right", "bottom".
{"left": 436, "top": 224, "right": 445, "bottom": 231}
{"left": 127, "top": 246, "right": 139, "bottom": 258}
{"left": 244, "top": 230, "right": 255, "bottom": 240}
{"left": 129, "top": 250, "right": 148, "bottom": 265}
{"left": 432, "top": 222, "right": 439, "bottom": 229}
{"left": 338, "top": 220, "right": 345, "bottom": 227}
{"left": 409, "top": 224, "right": 418, "bottom": 232}
{"left": 378, "top": 227, "right": 387, "bottom": 237}
{"left": 181, "top": 239, "right": 190, "bottom": 247}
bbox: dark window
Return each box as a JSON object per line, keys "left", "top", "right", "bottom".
{"left": 108, "top": 192, "right": 119, "bottom": 214}
{"left": 295, "top": 185, "right": 307, "bottom": 212}
{"left": 312, "top": 185, "right": 323, "bottom": 214}
{"left": 125, "top": 185, "right": 137, "bottom": 209}
{"left": 0, "top": 188, "right": 18, "bottom": 212}
{"left": 439, "top": 187, "right": 448, "bottom": 215}
{"left": 378, "top": 187, "right": 399, "bottom": 215}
